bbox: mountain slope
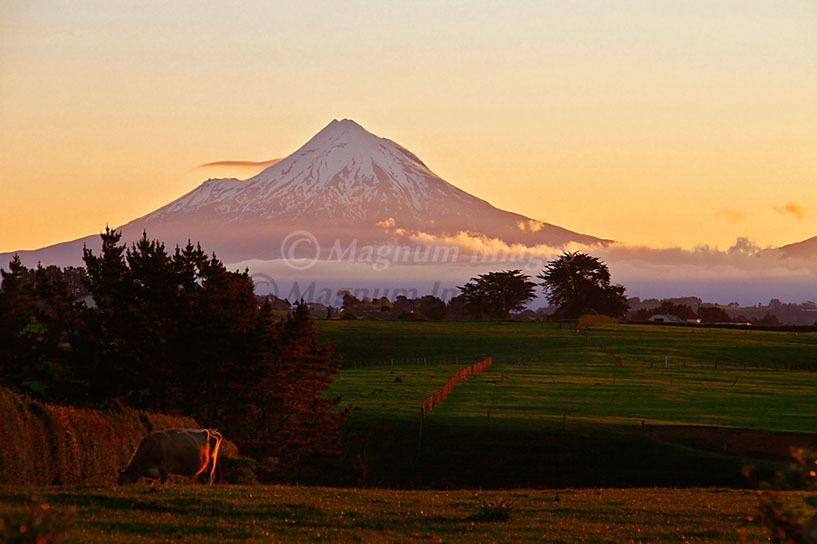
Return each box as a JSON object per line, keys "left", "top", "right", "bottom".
{"left": 776, "top": 236, "right": 817, "bottom": 259}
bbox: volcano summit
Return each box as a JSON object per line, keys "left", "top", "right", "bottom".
{"left": 4, "top": 119, "right": 610, "bottom": 267}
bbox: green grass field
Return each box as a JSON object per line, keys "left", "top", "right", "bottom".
{"left": 317, "top": 321, "right": 817, "bottom": 488}
{"left": 0, "top": 484, "right": 789, "bottom": 543}
{"left": 321, "top": 321, "right": 817, "bottom": 430}
{"left": 316, "top": 321, "right": 817, "bottom": 370}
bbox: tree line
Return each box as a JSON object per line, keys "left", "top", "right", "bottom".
{"left": 0, "top": 228, "right": 344, "bottom": 477}
{"left": 334, "top": 252, "right": 630, "bottom": 321}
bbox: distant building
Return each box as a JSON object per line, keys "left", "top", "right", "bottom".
{"left": 648, "top": 314, "right": 683, "bottom": 323}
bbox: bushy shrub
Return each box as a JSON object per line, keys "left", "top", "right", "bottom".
{"left": 576, "top": 313, "right": 619, "bottom": 329}
{"left": 220, "top": 455, "right": 259, "bottom": 485}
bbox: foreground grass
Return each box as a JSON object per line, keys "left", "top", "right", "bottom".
{"left": 0, "top": 484, "right": 786, "bottom": 543}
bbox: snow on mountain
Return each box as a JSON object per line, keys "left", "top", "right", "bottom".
{"left": 144, "top": 119, "right": 487, "bottom": 226}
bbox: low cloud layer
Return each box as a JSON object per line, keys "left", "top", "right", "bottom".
{"left": 231, "top": 218, "right": 817, "bottom": 306}
{"left": 363, "top": 228, "right": 817, "bottom": 304}
{"left": 236, "top": 235, "right": 817, "bottom": 306}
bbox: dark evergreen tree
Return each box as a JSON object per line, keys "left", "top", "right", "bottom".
{"left": 0, "top": 256, "right": 36, "bottom": 389}
{"left": 457, "top": 269, "right": 537, "bottom": 319}
{"left": 417, "top": 295, "right": 449, "bottom": 321}
{"left": 539, "top": 252, "right": 629, "bottom": 319}
{"left": 0, "top": 258, "right": 88, "bottom": 402}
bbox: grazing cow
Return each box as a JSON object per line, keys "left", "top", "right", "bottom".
{"left": 117, "top": 429, "right": 222, "bottom": 485}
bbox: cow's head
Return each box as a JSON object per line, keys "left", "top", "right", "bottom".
{"left": 116, "top": 466, "right": 137, "bottom": 485}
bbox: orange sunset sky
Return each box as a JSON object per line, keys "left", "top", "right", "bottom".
{"left": 1, "top": 1, "right": 816, "bottom": 254}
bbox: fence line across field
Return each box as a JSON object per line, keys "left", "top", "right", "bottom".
{"left": 417, "top": 356, "right": 492, "bottom": 448}
{"left": 420, "top": 357, "right": 492, "bottom": 417}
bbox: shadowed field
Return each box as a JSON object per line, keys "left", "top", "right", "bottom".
{"left": 0, "top": 484, "right": 786, "bottom": 543}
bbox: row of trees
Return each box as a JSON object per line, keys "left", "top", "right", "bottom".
{"left": 453, "top": 252, "right": 629, "bottom": 320}
{"left": 333, "top": 253, "right": 629, "bottom": 321}
{"left": 629, "top": 300, "right": 731, "bottom": 322}
{"left": 0, "top": 229, "right": 344, "bottom": 474}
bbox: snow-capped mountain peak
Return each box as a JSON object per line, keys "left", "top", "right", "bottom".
{"left": 126, "top": 119, "right": 609, "bottom": 259}
{"left": 144, "top": 118, "right": 473, "bottom": 226}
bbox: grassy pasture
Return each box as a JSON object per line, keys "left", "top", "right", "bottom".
{"left": 316, "top": 321, "right": 577, "bottom": 366}
{"left": 325, "top": 321, "right": 817, "bottom": 432}
{"left": 436, "top": 360, "right": 817, "bottom": 433}
{"left": 0, "top": 484, "right": 785, "bottom": 543}
{"left": 332, "top": 357, "right": 817, "bottom": 432}
{"left": 315, "top": 321, "right": 817, "bottom": 371}
{"left": 318, "top": 321, "right": 817, "bottom": 488}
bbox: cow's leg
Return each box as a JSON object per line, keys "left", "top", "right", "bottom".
{"left": 207, "top": 432, "right": 222, "bottom": 485}
{"left": 209, "top": 456, "right": 220, "bottom": 485}
{"left": 206, "top": 452, "right": 218, "bottom": 485}
{"left": 160, "top": 468, "right": 168, "bottom": 484}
